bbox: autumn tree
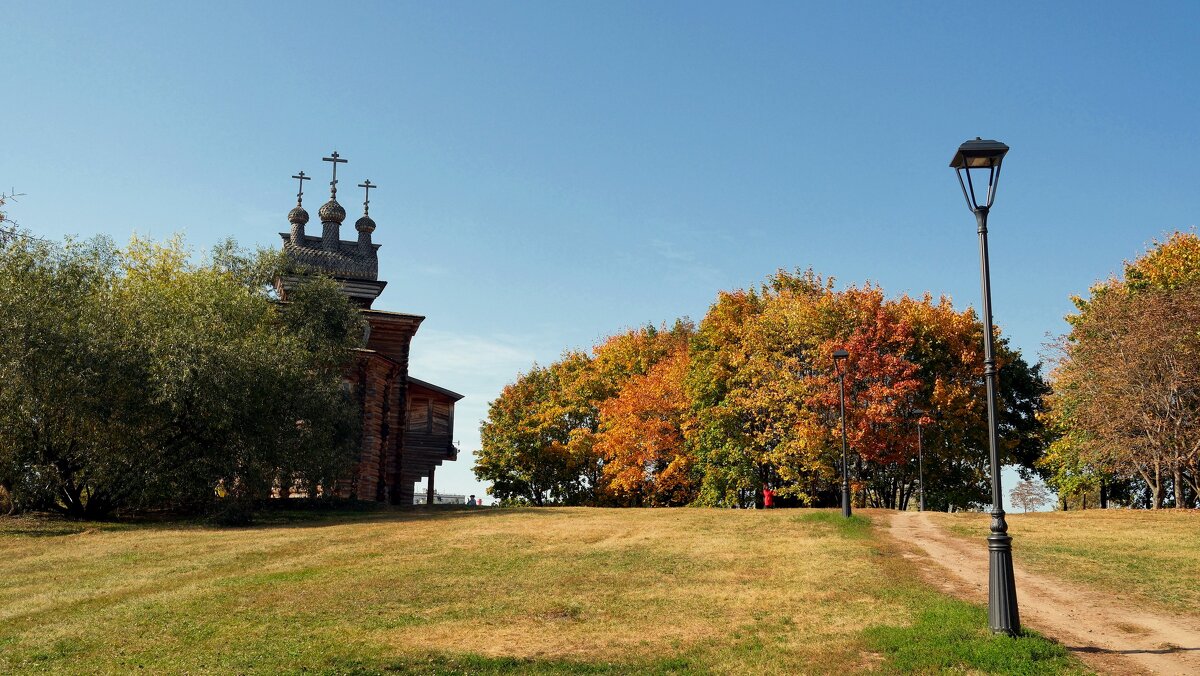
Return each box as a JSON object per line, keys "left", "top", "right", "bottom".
{"left": 476, "top": 321, "right": 695, "bottom": 505}
{"left": 1048, "top": 285, "right": 1200, "bottom": 508}
{"left": 594, "top": 348, "right": 696, "bottom": 505}
{"left": 893, "top": 294, "right": 1049, "bottom": 511}
{"left": 475, "top": 362, "right": 591, "bottom": 505}
{"left": 808, "top": 296, "right": 922, "bottom": 509}
{"left": 687, "top": 270, "right": 846, "bottom": 507}
{"left": 686, "top": 286, "right": 770, "bottom": 507}
{"left": 686, "top": 270, "right": 1046, "bottom": 510}
{"left": 477, "top": 268, "right": 1047, "bottom": 511}
{"left": 1044, "top": 232, "right": 1200, "bottom": 509}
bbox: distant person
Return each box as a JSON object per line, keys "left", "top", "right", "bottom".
{"left": 762, "top": 485, "right": 774, "bottom": 509}
{"left": 477, "top": 498, "right": 483, "bottom": 506}
{"left": 467, "top": 494, "right": 475, "bottom": 507}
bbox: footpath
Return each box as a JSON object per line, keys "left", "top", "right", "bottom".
{"left": 887, "top": 511, "right": 1200, "bottom": 675}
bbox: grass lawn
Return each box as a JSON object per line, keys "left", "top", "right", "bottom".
{"left": 0, "top": 507, "right": 1084, "bottom": 674}
{"left": 939, "top": 509, "right": 1200, "bottom": 618}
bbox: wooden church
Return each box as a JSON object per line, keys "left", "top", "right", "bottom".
{"left": 275, "top": 152, "right": 462, "bottom": 505}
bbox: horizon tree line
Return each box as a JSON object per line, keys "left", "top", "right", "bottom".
{"left": 477, "top": 232, "right": 1200, "bottom": 511}
{"left": 476, "top": 269, "right": 1047, "bottom": 509}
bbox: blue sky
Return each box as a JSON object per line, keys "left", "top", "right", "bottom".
{"left": 5, "top": 1, "right": 1197, "bottom": 506}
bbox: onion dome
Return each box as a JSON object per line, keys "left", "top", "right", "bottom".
{"left": 288, "top": 205, "right": 310, "bottom": 226}
{"left": 318, "top": 199, "right": 346, "bottom": 224}
{"left": 355, "top": 214, "right": 376, "bottom": 233}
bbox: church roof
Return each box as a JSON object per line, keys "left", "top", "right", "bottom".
{"left": 407, "top": 377, "right": 465, "bottom": 401}
{"left": 362, "top": 308, "right": 425, "bottom": 320}
{"left": 279, "top": 233, "right": 380, "bottom": 280}
{"left": 278, "top": 153, "right": 386, "bottom": 308}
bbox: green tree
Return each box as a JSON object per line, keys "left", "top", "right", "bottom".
{"left": 0, "top": 234, "right": 363, "bottom": 518}
{"left": 475, "top": 363, "right": 590, "bottom": 505}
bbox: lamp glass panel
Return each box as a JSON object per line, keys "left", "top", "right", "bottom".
{"left": 962, "top": 155, "right": 1004, "bottom": 168}
{"left": 960, "top": 165, "right": 1001, "bottom": 209}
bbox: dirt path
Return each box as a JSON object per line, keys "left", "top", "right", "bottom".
{"left": 886, "top": 511, "right": 1200, "bottom": 675}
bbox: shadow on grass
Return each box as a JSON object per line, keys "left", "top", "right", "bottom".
{"left": 1070, "top": 644, "right": 1200, "bottom": 655}
{"left": 0, "top": 526, "right": 94, "bottom": 537}
{"left": 325, "top": 651, "right": 696, "bottom": 675}
{"left": 0, "top": 505, "right": 521, "bottom": 538}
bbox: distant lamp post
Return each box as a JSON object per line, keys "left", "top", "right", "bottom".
{"left": 913, "top": 409, "right": 926, "bottom": 513}
{"left": 950, "top": 137, "right": 1021, "bottom": 636}
{"left": 833, "top": 349, "right": 851, "bottom": 518}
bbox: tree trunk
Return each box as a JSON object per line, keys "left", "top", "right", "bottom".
{"left": 1082, "top": 493, "right": 1087, "bottom": 510}
{"left": 1139, "top": 462, "right": 1163, "bottom": 509}
{"left": 1185, "top": 467, "right": 1200, "bottom": 508}
{"left": 1100, "top": 479, "right": 1108, "bottom": 509}
{"left": 1173, "top": 467, "right": 1185, "bottom": 509}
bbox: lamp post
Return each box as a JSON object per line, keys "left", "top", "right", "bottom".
{"left": 833, "top": 349, "right": 851, "bottom": 518}
{"left": 950, "top": 137, "right": 1020, "bottom": 636}
{"left": 913, "top": 409, "right": 926, "bottom": 512}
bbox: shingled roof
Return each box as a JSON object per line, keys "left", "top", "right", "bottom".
{"left": 279, "top": 233, "right": 379, "bottom": 280}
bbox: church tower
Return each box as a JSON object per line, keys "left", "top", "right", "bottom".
{"left": 276, "top": 152, "right": 386, "bottom": 307}
{"left": 277, "top": 152, "right": 462, "bottom": 505}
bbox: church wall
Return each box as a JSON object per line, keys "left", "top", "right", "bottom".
{"left": 341, "top": 352, "right": 401, "bottom": 502}
{"left": 396, "top": 383, "right": 460, "bottom": 504}
{"left": 384, "top": 377, "right": 405, "bottom": 504}
{"left": 276, "top": 157, "right": 459, "bottom": 506}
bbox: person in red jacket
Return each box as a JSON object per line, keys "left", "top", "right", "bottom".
{"left": 762, "top": 485, "right": 774, "bottom": 509}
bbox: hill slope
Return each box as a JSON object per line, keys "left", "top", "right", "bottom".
{"left": 1, "top": 508, "right": 1080, "bottom": 674}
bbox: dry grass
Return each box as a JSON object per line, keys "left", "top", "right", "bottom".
{"left": 936, "top": 509, "right": 1200, "bottom": 617}
{"left": 0, "top": 507, "right": 1081, "bottom": 674}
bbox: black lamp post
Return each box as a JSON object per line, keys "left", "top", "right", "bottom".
{"left": 950, "top": 137, "right": 1021, "bottom": 636}
{"left": 913, "top": 409, "right": 926, "bottom": 513}
{"left": 833, "top": 349, "right": 851, "bottom": 518}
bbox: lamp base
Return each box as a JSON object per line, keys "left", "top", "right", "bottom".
{"left": 987, "top": 511, "right": 1021, "bottom": 635}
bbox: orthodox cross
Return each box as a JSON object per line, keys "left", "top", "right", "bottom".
{"left": 322, "top": 151, "right": 348, "bottom": 199}
{"left": 291, "top": 171, "right": 310, "bottom": 206}
{"left": 358, "top": 179, "right": 376, "bottom": 215}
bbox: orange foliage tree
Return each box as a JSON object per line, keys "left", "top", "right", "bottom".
{"left": 476, "top": 321, "right": 694, "bottom": 505}
{"left": 478, "top": 268, "right": 1048, "bottom": 509}
{"left": 595, "top": 348, "right": 696, "bottom": 506}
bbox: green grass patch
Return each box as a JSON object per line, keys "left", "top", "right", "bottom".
{"left": 864, "top": 595, "right": 1085, "bottom": 675}
{"left": 794, "top": 509, "right": 873, "bottom": 538}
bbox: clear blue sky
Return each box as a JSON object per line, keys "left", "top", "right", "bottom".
{"left": 6, "top": 1, "right": 1197, "bottom": 506}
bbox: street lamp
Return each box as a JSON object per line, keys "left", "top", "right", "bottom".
{"left": 950, "top": 137, "right": 1021, "bottom": 636}
{"left": 833, "top": 349, "right": 851, "bottom": 518}
{"left": 913, "top": 409, "right": 926, "bottom": 513}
